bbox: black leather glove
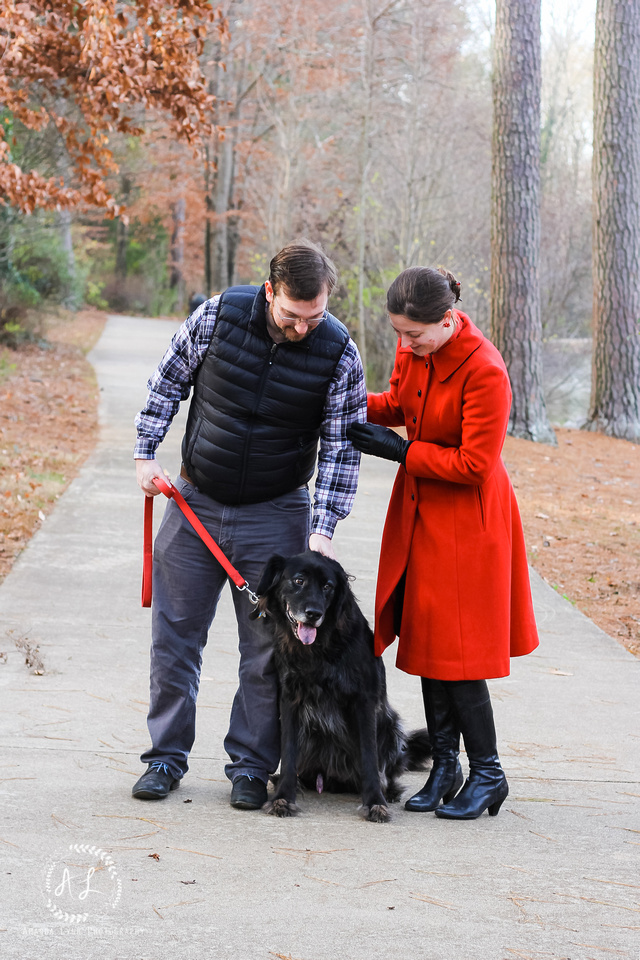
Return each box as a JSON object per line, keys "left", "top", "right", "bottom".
{"left": 347, "top": 422, "right": 411, "bottom": 465}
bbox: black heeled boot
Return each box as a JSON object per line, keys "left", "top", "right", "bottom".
{"left": 405, "top": 678, "right": 463, "bottom": 812}
{"left": 435, "top": 679, "right": 508, "bottom": 820}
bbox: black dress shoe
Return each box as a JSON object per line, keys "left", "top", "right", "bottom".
{"left": 230, "top": 775, "right": 268, "bottom": 809}
{"left": 132, "top": 762, "right": 180, "bottom": 800}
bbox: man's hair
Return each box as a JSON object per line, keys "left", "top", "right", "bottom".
{"left": 269, "top": 239, "right": 338, "bottom": 301}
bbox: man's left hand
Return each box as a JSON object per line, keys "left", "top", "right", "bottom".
{"left": 309, "top": 533, "right": 337, "bottom": 559}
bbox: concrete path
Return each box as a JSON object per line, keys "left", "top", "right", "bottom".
{"left": 1, "top": 316, "right": 638, "bottom": 960}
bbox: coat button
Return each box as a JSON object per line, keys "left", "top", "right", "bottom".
{"left": 418, "top": 390, "right": 422, "bottom": 397}
{"left": 411, "top": 493, "right": 415, "bottom": 501}
{"left": 412, "top": 416, "right": 417, "bottom": 424}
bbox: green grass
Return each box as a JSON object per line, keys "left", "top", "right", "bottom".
{"left": 0, "top": 352, "right": 17, "bottom": 384}
{"left": 27, "top": 469, "right": 66, "bottom": 484}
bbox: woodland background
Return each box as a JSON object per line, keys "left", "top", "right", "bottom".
{"left": 0, "top": 0, "right": 597, "bottom": 395}
{"left": 1, "top": 1, "right": 639, "bottom": 659}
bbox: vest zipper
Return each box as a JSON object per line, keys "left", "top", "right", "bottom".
{"left": 237, "top": 341, "right": 279, "bottom": 502}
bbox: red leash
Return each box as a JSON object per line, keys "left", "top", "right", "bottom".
{"left": 141, "top": 476, "right": 258, "bottom": 608}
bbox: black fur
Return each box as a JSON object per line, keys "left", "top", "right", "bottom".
{"left": 251, "top": 550, "right": 432, "bottom": 822}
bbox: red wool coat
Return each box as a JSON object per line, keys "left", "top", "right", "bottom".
{"left": 368, "top": 312, "right": 539, "bottom": 680}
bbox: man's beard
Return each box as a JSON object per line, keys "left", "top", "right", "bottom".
{"left": 268, "top": 303, "right": 309, "bottom": 342}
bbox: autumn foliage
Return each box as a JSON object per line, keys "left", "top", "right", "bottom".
{"left": 0, "top": 0, "right": 224, "bottom": 214}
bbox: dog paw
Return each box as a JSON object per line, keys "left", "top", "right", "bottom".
{"left": 385, "top": 785, "right": 403, "bottom": 804}
{"left": 263, "top": 797, "right": 299, "bottom": 818}
{"left": 359, "top": 803, "right": 391, "bottom": 823}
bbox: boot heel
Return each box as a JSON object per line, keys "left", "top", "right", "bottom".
{"left": 488, "top": 795, "right": 505, "bottom": 816}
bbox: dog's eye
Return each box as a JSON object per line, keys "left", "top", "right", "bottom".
{"left": 293, "top": 577, "right": 305, "bottom": 586}
{"left": 323, "top": 581, "right": 334, "bottom": 592}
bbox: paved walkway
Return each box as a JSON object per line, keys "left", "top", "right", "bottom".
{"left": 1, "top": 315, "right": 638, "bottom": 960}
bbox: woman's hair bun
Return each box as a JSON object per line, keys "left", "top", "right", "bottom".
{"left": 386, "top": 265, "right": 461, "bottom": 323}
{"left": 437, "top": 266, "right": 462, "bottom": 303}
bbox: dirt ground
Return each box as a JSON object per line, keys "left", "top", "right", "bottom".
{"left": 1, "top": 313, "right": 638, "bottom": 658}
{"left": 503, "top": 429, "right": 640, "bottom": 657}
{"left": 0, "top": 309, "right": 106, "bottom": 581}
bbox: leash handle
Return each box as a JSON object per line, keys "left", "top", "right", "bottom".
{"left": 141, "top": 476, "right": 255, "bottom": 608}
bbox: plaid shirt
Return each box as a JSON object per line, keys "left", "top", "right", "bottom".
{"left": 134, "top": 296, "right": 367, "bottom": 538}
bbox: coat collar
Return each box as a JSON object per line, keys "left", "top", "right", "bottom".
{"left": 398, "top": 312, "right": 484, "bottom": 382}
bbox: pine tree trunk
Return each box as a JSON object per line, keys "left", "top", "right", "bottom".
{"left": 355, "top": 0, "right": 378, "bottom": 382}
{"left": 587, "top": 0, "right": 640, "bottom": 441}
{"left": 490, "top": 0, "right": 556, "bottom": 444}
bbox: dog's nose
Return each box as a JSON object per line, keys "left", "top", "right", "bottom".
{"left": 304, "top": 607, "right": 323, "bottom": 624}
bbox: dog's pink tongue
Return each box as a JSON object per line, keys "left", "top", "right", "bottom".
{"left": 297, "top": 623, "right": 317, "bottom": 645}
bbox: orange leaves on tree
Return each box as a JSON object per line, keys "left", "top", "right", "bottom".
{"left": 0, "top": 0, "right": 226, "bottom": 214}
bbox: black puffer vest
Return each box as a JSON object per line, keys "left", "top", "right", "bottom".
{"left": 181, "top": 284, "right": 350, "bottom": 505}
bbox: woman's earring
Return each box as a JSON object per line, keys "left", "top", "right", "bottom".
{"left": 443, "top": 322, "right": 451, "bottom": 328}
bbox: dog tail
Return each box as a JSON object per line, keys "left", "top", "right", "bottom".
{"left": 405, "top": 728, "right": 432, "bottom": 770}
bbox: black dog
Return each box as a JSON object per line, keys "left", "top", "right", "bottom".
{"left": 251, "top": 551, "right": 431, "bottom": 822}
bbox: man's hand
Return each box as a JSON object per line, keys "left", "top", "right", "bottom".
{"left": 136, "top": 458, "right": 168, "bottom": 496}
{"left": 347, "top": 422, "right": 411, "bottom": 465}
{"left": 309, "top": 533, "right": 337, "bottom": 560}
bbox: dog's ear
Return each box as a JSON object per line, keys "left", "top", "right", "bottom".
{"left": 255, "top": 554, "right": 287, "bottom": 595}
{"left": 249, "top": 554, "right": 287, "bottom": 621}
{"left": 328, "top": 561, "right": 357, "bottom": 630}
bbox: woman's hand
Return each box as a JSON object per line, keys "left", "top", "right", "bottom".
{"left": 347, "top": 423, "right": 411, "bottom": 465}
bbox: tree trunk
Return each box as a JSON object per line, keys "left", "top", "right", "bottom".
{"left": 204, "top": 140, "right": 214, "bottom": 297}
{"left": 356, "top": 109, "right": 370, "bottom": 382}
{"left": 55, "top": 100, "right": 78, "bottom": 310}
{"left": 169, "top": 196, "right": 186, "bottom": 310}
{"left": 115, "top": 217, "right": 128, "bottom": 282}
{"left": 0, "top": 206, "right": 15, "bottom": 290}
{"left": 227, "top": 209, "right": 240, "bottom": 287}
{"left": 212, "top": 132, "right": 236, "bottom": 292}
{"left": 586, "top": 0, "right": 640, "bottom": 441}
{"left": 57, "top": 211, "right": 79, "bottom": 310}
{"left": 490, "top": 0, "right": 556, "bottom": 443}
{"left": 115, "top": 176, "right": 132, "bottom": 282}
{"left": 355, "top": 0, "right": 379, "bottom": 383}
{"left": 204, "top": 213, "right": 213, "bottom": 297}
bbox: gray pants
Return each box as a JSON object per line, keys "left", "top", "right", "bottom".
{"left": 140, "top": 477, "right": 311, "bottom": 783}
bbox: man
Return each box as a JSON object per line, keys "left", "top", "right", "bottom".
{"left": 132, "top": 239, "right": 366, "bottom": 809}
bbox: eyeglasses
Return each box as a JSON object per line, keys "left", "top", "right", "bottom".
{"left": 272, "top": 297, "right": 327, "bottom": 327}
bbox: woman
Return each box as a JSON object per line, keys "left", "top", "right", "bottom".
{"left": 347, "top": 267, "right": 539, "bottom": 820}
